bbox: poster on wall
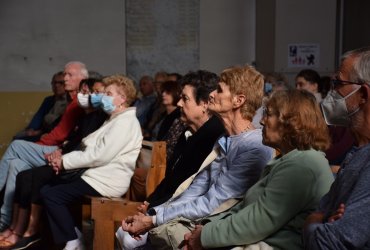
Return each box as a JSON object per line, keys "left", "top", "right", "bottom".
{"left": 288, "top": 44, "right": 320, "bottom": 68}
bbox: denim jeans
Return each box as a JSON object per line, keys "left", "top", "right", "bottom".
{"left": 0, "top": 139, "right": 57, "bottom": 225}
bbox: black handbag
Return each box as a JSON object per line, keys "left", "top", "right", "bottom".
{"left": 57, "top": 168, "right": 87, "bottom": 182}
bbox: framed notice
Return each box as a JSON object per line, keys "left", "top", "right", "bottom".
{"left": 288, "top": 44, "right": 320, "bottom": 68}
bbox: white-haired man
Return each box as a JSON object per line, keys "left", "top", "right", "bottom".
{"left": 304, "top": 47, "right": 370, "bottom": 249}
{"left": 0, "top": 61, "right": 88, "bottom": 231}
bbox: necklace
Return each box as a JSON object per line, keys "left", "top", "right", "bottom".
{"left": 242, "top": 122, "right": 254, "bottom": 133}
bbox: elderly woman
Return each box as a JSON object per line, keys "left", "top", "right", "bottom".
{"left": 39, "top": 74, "right": 142, "bottom": 250}
{"left": 184, "top": 89, "right": 334, "bottom": 250}
{"left": 117, "top": 70, "right": 225, "bottom": 249}
{"left": 120, "top": 65, "right": 273, "bottom": 249}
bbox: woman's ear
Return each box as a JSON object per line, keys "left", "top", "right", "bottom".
{"left": 233, "top": 94, "right": 246, "bottom": 108}
{"left": 200, "top": 100, "right": 209, "bottom": 113}
{"left": 119, "top": 94, "right": 127, "bottom": 107}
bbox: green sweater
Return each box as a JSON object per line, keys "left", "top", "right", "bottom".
{"left": 201, "top": 149, "right": 334, "bottom": 250}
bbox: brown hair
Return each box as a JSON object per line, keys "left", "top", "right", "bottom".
{"left": 220, "top": 65, "right": 264, "bottom": 120}
{"left": 266, "top": 89, "right": 330, "bottom": 151}
{"left": 161, "top": 81, "right": 181, "bottom": 105}
{"left": 103, "top": 74, "right": 137, "bottom": 106}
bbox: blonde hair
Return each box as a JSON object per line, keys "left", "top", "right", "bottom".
{"left": 103, "top": 74, "right": 137, "bottom": 106}
{"left": 220, "top": 65, "right": 264, "bottom": 120}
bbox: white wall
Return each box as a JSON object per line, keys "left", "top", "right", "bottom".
{"left": 0, "top": 0, "right": 340, "bottom": 90}
{"left": 256, "top": 0, "right": 337, "bottom": 85}
{"left": 0, "top": 0, "right": 125, "bottom": 91}
{"left": 275, "top": 0, "right": 337, "bottom": 81}
{"left": 200, "top": 0, "right": 256, "bottom": 74}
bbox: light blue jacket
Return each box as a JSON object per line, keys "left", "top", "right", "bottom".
{"left": 150, "top": 129, "right": 273, "bottom": 225}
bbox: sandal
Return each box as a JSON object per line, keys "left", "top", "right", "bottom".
{"left": 0, "top": 229, "right": 13, "bottom": 241}
{"left": 0, "top": 239, "right": 14, "bottom": 248}
{"left": 0, "top": 230, "right": 22, "bottom": 249}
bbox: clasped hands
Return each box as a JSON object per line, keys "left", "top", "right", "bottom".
{"left": 121, "top": 201, "right": 203, "bottom": 249}
{"left": 44, "top": 149, "right": 63, "bottom": 174}
{"left": 120, "top": 201, "right": 153, "bottom": 240}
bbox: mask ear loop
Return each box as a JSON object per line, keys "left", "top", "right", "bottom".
{"left": 345, "top": 87, "right": 362, "bottom": 117}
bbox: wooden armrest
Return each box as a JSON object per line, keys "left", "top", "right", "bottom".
{"left": 91, "top": 197, "right": 141, "bottom": 222}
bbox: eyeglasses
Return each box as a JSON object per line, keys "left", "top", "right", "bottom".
{"left": 331, "top": 78, "right": 364, "bottom": 88}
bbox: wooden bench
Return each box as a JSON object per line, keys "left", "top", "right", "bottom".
{"left": 87, "top": 140, "right": 166, "bottom": 250}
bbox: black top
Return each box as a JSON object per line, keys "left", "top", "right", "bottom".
{"left": 147, "top": 115, "right": 225, "bottom": 208}
{"left": 61, "top": 110, "right": 108, "bottom": 154}
{"left": 157, "top": 107, "right": 181, "bottom": 141}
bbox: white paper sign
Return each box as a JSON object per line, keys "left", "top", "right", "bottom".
{"left": 288, "top": 44, "right": 320, "bottom": 68}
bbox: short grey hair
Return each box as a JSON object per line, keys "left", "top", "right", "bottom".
{"left": 341, "top": 47, "right": 370, "bottom": 82}
{"left": 353, "top": 50, "right": 370, "bottom": 84}
{"left": 65, "top": 61, "right": 89, "bottom": 78}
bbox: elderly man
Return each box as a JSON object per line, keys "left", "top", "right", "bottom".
{"left": 134, "top": 75, "right": 157, "bottom": 127}
{"left": 0, "top": 61, "right": 87, "bottom": 231}
{"left": 304, "top": 47, "right": 370, "bottom": 249}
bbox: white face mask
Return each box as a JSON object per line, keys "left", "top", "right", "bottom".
{"left": 77, "top": 93, "right": 90, "bottom": 108}
{"left": 321, "top": 87, "right": 360, "bottom": 127}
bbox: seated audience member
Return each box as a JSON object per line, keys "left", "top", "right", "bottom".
{"left": 153, "top": 71, "right": 168, "bottom": 95}
{"left": 134, "top": 75, "right": 157, "bottom": 127}
{"left": 119, "top": 65, "right": 273, "bottom": 249}
{"left": 264, "top": 72, "right": 291, "bottom": 93}
{"left": 144, "top": 71, "right": 168, "bottom": 139}
{"left": 319, "top": 75, "right": 331, "bottom": 99}
{"left": 0, "top": 61, "right": 87, "bottom": 231}
{"left": 152, "top": 81, "right": 183, "bottom": 140}
{"left": 167, "top": 72, "right": 182, "bottom": 82}
{"left": 40, "top": 74, "right": 142, "bottom": 250}
{"left": 14, "top": 71, "right": 68, "bottom": 142}
{"left": 295, "top": 69, "right": 323, "bottom": 103}
{"left": 0, "top": 78, "right": 108, "bottom": 249}
{"left": 152, "top": 81, "right": 186, "bottom": 160}
{"left": 183, "top": 89, "right": 334, "bottom": 250}
{"left": 123, "top": 70, "right": 225, "bottom": 216}
{"left": 304, "top": 47, "right": 370, "bottom": 249}
{"left": 128, "top": 70, "right": 224, "bottom": 202}
{"left": 295, "top": 70, "right": 355, "bottom": 167}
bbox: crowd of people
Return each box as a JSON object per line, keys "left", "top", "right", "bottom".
{"left": 0, "top": 45, "right": 369, "bottom": 250}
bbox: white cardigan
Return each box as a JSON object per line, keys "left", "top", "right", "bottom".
{"left": 62, "top": 107, "right": 143, "bottom": 197}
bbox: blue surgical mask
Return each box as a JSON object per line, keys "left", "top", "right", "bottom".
{"left": 101, "top": 95, "right": 116, "bottom": 114}
{"left": 90, "top": 93, "right": 104, "bottom": 108}
{"left": 264, "top": 82, "right": 273, "bottom": 94}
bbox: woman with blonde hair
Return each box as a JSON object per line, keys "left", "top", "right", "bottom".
{"left": 121, "top": 65, "right": 273, "bottom": 249}
{"left": 40, "top": 74, "right": 142, "bottom": 250}
{"left": 184, "top": 89, "right": 334, "bottom": 250}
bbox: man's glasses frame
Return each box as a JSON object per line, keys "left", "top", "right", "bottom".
{"left": 331, "top": 78, "right": 365, "bottom": 88}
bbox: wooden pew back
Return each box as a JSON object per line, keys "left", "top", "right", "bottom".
{"left": 89, "top": 140, "right": 166, "bottom": 250}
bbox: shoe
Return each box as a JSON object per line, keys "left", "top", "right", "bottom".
{"left": 0, "top": 222, "right": 9, "bottom": 233}
{"left": 10, "top": 234, "right": 41, "bottom": 250}
{"left": 63, "top": 239, "right": 85, "bottom": 250}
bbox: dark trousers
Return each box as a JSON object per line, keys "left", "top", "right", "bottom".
{"left": 40, "top": 178, "right": 100, "bottom": 244}
{"left": 15, "top": 166, "right": 55, "bottom": 208}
